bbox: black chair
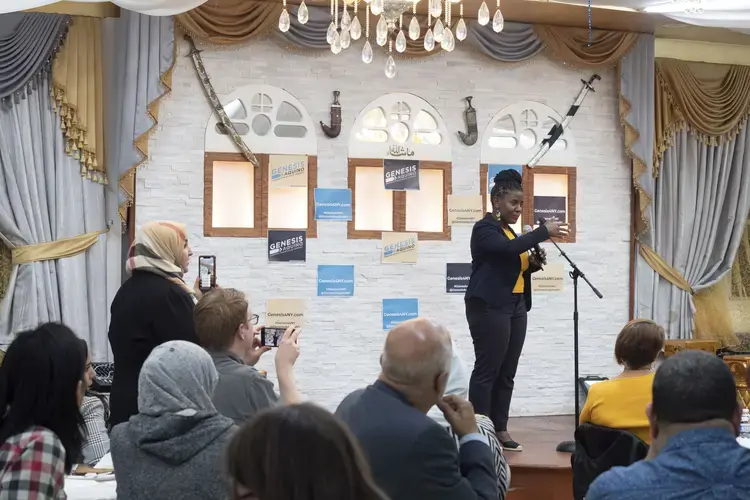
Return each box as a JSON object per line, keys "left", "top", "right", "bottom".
{"left": 571, "top": 423, "right": 649, "bottom": 500}
{"left": 91, "top": 362, "right": 114, "bottom": 392}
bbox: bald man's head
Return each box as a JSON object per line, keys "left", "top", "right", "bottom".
{"left": 380, "top": 318, "right": 452, "bottom": 391}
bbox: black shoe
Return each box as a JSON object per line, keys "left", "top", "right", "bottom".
{"left": 500, "top": 439, "right": 523, "bottom": 452}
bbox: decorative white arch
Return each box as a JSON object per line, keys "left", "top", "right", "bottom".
{"left": 204, "top": 84, "right": 316, "bottom": 155}
{"left": 349, "top": 93, "right": 451, "bottom": 161}
{"left": 480, "top": 101, "right": 577, "bottom": 167}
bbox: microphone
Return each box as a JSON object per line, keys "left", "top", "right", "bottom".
{"left": 524, "top": 224, "right": 546, "bottom": 265}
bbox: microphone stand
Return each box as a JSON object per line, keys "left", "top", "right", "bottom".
{"left": 547, "top": 236, "right": 603, "bottom": 454}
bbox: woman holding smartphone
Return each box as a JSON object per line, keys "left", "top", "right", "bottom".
{"left": 465, "top": 169, "right": 567, "bottom": 451}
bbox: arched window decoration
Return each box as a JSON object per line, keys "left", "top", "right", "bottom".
{"left": 349, "top": 93, "right": 451, "bottom": 161}
{"left": 204, "top": 85, "right": 318, "bottom": 239}
{"left": 479, "top": 101, "right": 578, "bottom": 242}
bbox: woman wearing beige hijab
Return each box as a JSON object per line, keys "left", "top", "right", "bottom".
{"left": 108, "top": 221, "right": 207, "bottom": 428}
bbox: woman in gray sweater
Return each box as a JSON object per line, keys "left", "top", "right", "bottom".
{"left": 111, "top": 341, "right": 236, "bottom": 500}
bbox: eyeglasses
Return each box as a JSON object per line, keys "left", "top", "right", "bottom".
{"left": 249, "top": 314, "right": 259, "bottom": 325}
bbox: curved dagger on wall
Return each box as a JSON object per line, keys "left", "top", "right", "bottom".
{"left": 321, "top": 90, "right": 342, "bottom": 138}
{"left": 458, "top": 96, "right": 478, "bottom": 146}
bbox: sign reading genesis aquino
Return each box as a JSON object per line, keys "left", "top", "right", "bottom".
{"left": 446, "top": 263, "right": 472, "bottom": 294}
{"left": 317, "top": 265, "right": 355, "bottom": 297}
{"left": 382, "top": 298, "right": 419, "bottom": 330}
{"left": 314, "top": 188, "right": 352, "bottom": 221}
{"left": 267, "top": 230, "right": 306, "bottom": 262}
{"left": 383, "top": 158, "right": 419, "bottom": 190}
{"left": 269, "top": 154, "right": 308, "bottom": 188}
{"left": 381, "top": 232, "right": 418, "bottom": 264}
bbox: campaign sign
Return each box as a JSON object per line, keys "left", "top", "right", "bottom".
{"left": 382, "top": 298, "right": 419, "bottom": 330}
{"left": 446, "top": 263, "right": 472, "bottom": 294}
{"left": 534, "top": 196, "right": 566, "bottom": 224}
{"left": 384, "top": 159, "right": 419, "bottom": 190}
{"left": 314, "top": 188, "right": 352, "bottom": 221}
{"left": 267, "top": 230, "right": 306, "bottom": 262}
{"left": 317, "top": 265, "right": 355, "bottom": 297}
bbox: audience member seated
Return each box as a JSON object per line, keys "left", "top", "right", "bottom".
{"left": 226, "top": 403, "right": 388, "bottom": 500}
{"left": 80, "top": 341, "right": 110, "bottom": 465}
{"left": 580, "top": 319, "right": 665, "bottom": 444}
{"left": 427, "top": 340, "right": 510, "bottom": 498}
{"left": 194, "top": 288, "right": 302, "bottom": 424}
{"left": 109, "top": 220, "right": 211, "bottom": 427}
{"left": 0, "top": 323, "right": 89, "bottom": 498}
{"left": 587, "top": 350, "right": 750, "bottom": 500}
{"left": 111, "top": 341, "right": 236, "bottom": 500}
{"left": 336, "top": 318, "right": 498, "bottom": 500}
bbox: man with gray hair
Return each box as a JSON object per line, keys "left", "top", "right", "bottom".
{"left": 335, "top": 318, "right": 497, "bottom": 500}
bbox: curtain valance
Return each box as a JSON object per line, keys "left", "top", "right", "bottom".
{"left": 0, "top": 13, "right": 69, "bottom": 107}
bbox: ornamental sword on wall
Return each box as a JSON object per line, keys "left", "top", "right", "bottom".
{"left": 320, "top": 91, "right": 342, "bottom": 138}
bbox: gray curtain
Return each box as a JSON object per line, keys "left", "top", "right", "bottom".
{"left": 103, "top": 10, "right": 174, "bottom": 286}
{"left": 646, "top": 128, "right": 750, "bottom": 338}
{"left": 283, "top": 5, "right": 542, "bottom": 61}
{"left": 0, "top": 76, "right": 109, "bottom": 357}
{"left": 0, "top": 13, "right": 69, "bottom": 106}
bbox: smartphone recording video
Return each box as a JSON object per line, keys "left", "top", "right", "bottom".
{"left": 260, "top": 327, "right": 286, "bottom": 348}
{"left": 198, "top": 255, "right": 216, "bottom": 293}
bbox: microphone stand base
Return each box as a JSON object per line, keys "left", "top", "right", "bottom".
{"left": 556, "top": 440, "right": 575, "bottom": 453}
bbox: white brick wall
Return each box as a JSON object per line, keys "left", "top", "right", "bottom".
{"left": 137, "top": 37, "right": 632, "bottom": 416}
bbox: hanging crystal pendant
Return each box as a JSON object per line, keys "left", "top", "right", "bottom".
{"left": 297, "top": 1, "right": 309, "bottom": 24}
{"left": 331, "top": 31, "right": 342, "bottom": 54}
{"left": 385, "top": 55, "right": 397, "bottom": 79}
{"left": 362, "top": 40, "right": 374, "bottom": 63}
{"left": 376, "top": 16, "right": 388, "bottom": 46}
{"left": 341, "top": 28, "right": 352, "bottom": 48}
{"left": 409, "top": 17, "right": 421, "bottom": 41}
{"left": 326, "top": 22, "right": 336, "bottom": 44}
{"left": 279, "top": 8, "right": 291, "bottom": 32}
{"left": 492, "top": 9, "right": 505, "bottom": 32}
{"left": 441, "top": 26, "right": 455, "bottom": 51}
{"left": 424, "top": 28, "right": 435, "bottom": 51}
{"left": 478, "top": 1, "right": 490, "bottom": 25}
{"left": 371, "top": 0, "right": 384, "bottom": 16}
{"left": 434, "top": 19, "right": 444, "bottom": 43}
{"left": 429, "top": 0, "right": 442, "bottom": 18}
{"left": 350, "top": 16, "right": 362, "bottom": 40}
{"left": 455, "top": 18, "right": 467, "bottom": 41}
{"left": 341, "top": 9, "right": 352, "bottom": 31}
{"left": 395, "top": 30, "right": 407, "bottom": 53}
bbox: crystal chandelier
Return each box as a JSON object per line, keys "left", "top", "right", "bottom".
{"left": 671, "top": 0, "right": 704, "bottom": 14}
{"left": 278, "top": 0, "right": 505, "bottom": 78}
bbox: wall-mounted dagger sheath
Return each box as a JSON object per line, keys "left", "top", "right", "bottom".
{"left": 458, "top": 96, "right": 478, "bottom": 146}
{"left": 321, "top": 91, "right": 342, "bottom": 138}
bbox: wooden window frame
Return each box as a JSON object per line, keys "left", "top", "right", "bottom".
{"left": 347, "top": 158, "right": 452, "bottom": 241}
{"left": 480, "top": 164, "right": 577, "bottom": 243}
{"left": 204, "top": 152, "right": 318, "bottom": 239}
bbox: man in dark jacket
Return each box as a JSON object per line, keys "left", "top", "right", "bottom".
{"left": 335, "top": 318, "right": 497, "bottom": 500}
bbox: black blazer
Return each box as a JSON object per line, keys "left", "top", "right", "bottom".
{"left": 335, "top": 381, "right": 498, "bottom": 500}
{"left": 107, "top": 271, "right": 198, "bottom": 427}
{"left": 465, "top": 213, "right": 550, "bottom": 311}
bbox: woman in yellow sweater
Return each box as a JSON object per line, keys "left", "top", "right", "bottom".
{"left": 580, "top": 319, "right": 665, "bottom": 444}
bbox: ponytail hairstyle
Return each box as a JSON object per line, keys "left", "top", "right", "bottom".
{"left": 490, "top": 169, "right": 523, "bottom": 203}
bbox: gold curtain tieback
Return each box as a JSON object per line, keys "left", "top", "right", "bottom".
{"left": 639, "top": 243, "right": 695, "bottom": 295}
{"left": 11, "top": 226, "right": 110, "bottom": 266}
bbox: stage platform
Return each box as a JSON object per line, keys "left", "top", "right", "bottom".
{"left": 506, "top": 415, "right": 575, "bottom": 500}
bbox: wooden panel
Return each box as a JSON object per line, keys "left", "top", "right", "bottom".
{"left": 724, "top": 355, "right": 750, "bottom": 409}
{"left": 415, "top": 161, "right": 452, "bottom": 241}
{"left": 260, "top": 154, "right": 318, "bottom": 238}
{"left": 203, "top": 152, "right": 262, "bottom": 238}
{"left": 347, "top": 158, "right": 386, "bottom": 240}
{"left": 480, "top": 164, "right": 488, "bottom": 214}
{"left": 663, "top": 340, "right": 719, "bottom": 357}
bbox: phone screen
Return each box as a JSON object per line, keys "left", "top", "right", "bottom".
{"left": 261, "top": 327, "right": 285, "bottom": 348}
{"left": 198, "top": 256, "right": 216, "bottom": 291}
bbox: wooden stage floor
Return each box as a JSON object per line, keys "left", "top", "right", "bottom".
{"left": 505, "top": 415, "right": 576, "bottom": 500}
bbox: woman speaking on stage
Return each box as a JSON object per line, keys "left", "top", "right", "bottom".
{"left": 465, "top": 169, "right": 567, "bottom": 451}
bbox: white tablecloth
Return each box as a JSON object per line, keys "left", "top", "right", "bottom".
{"left": 64, "top": 477, "right": 117, "bottom": 500}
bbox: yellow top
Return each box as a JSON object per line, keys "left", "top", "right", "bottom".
{"left": 579, "top": 373, "right": 655, "bottom": 444}
{"left": 502, "top": 228, "right": 529, "bottom": 294}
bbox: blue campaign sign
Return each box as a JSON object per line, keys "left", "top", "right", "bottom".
{"left": 314, "top": 188, "right": 352, "bottom": 221}
{"left": 382, "top": 298, "right": 418, "bottom": 330}
{"left": 317, "top": 265, "right": 355, "bottom": 297}
{"left": 488, "top": 164, "right": 523, "bottom": 193}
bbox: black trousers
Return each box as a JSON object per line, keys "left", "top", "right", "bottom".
{"left": 466, "top": 295, "right": 528, "bottom": 432}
